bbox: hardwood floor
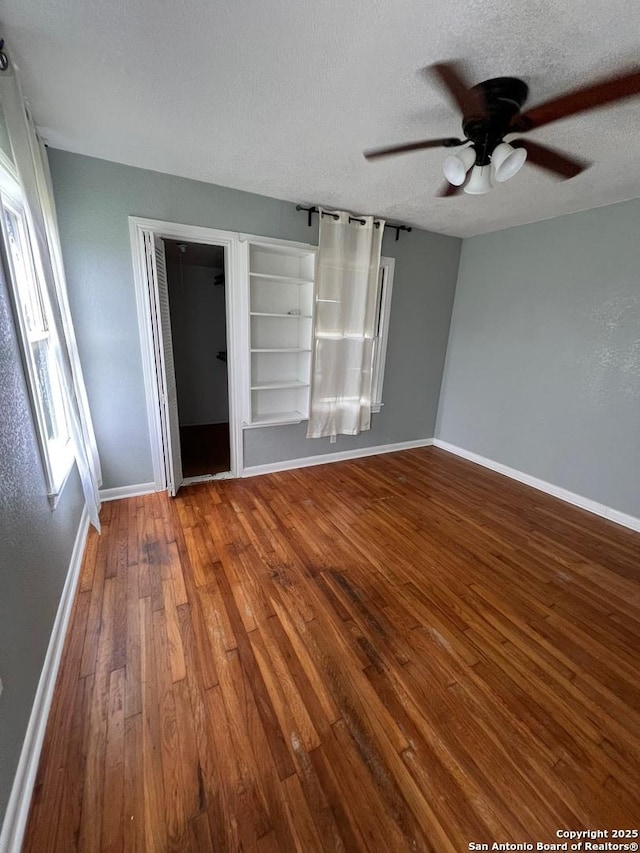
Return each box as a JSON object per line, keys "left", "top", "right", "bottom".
{"left": 23, "top": 447, "right": 640, "bottom": 852}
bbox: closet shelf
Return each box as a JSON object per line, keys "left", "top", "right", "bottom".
{"left": 250, "top": 312, "right": 312, "bottom": 319}
{"left": 246, "top": 410, "right": 307, "bottom": 427}
{"left": 250, "top": 347, "right": 311, "bottom": 353}
{"left": 250, "top": 272, "right": 313, "bottom": 286}
{"left": 251, "top": 380, "right": 310, "bottom": 391}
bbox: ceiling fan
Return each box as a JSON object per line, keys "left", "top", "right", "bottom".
{"left": 364, "top": 62, "right": 640, "bottom": 196}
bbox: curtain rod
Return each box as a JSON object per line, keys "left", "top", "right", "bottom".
{"left": 295, "top": 205, "right": 412, "bottom": 241}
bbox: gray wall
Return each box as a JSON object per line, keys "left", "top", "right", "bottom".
{"left": 0, "top": 258, "right": 85, "bottom": 825}
{"left": 167, "top": 263, "right": 229, "bottom": 426}
{"left": 437, "top": 199, "right": 640, "bottom": 519}
{"left": 48, "top": 149, "right": 461, "bottom": 487}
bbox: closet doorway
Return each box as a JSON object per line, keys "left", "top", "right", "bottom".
{"left": 164, "top": 240, "right": 230, "bottom": 480}
{"left": 130, "top": 218, "right": 242, "bottom": 496}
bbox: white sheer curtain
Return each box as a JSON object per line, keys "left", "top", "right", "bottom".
{"left": 0, "top": 55, "right": 102, "bottom": 528}
{"left": 307, "top": 209, "right": 384, "bottom": 439}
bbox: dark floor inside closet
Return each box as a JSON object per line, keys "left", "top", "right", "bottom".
{"left": 180, "top": 423, "right": 230, "bottom": 477}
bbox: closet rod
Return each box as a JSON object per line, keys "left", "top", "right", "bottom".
{"left": 295, "top": 205, "right": 412, "bottom": 241}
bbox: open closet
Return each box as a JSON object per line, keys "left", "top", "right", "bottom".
{"left": 163, "top": 239, "right": 231, "bottom": 480}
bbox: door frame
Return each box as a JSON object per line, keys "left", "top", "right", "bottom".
{"left": 129, "top": 216, "right": 244, "bottom": 488}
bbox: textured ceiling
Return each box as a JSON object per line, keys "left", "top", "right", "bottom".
{"left": 3, "top": 0, "right": 640, "bottom": 237}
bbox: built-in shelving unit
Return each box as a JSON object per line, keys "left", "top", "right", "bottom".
{"left": 246, "top": 241, "right": 316, "bottom": 427}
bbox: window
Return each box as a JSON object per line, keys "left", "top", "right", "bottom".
{"left": 0, "top": 155, "right": 73, "bottom": 497}
{"left": 371, "top": 256, "right": 395, "bottom": 413}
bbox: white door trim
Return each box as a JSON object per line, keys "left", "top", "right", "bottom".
{"left": 129, "top": 216, "right": 244, "bottom": 487}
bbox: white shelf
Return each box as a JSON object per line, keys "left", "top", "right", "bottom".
{"left": 250, "top": 347, "right": 311, "bottom": 353}
{"left": 251, "top": 380, "right": 310, "bottom": 391}
{"left": 247, "top": 410, "right": 306, "bottom": 427}
{"left": 250, "top": 312, "right": 312, "bottom": 318}
{"left": 247, "top": 240, "right": 315, "bottom": 428}
{"left": 250, "top": 272, "right": 313, "bottom": 286}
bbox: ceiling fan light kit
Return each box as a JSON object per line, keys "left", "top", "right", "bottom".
{"left": 491, "top": 141, "right": 528, "bottom": 183}
{"left": 364, "top": 61, "right": 640, "bottom": 198}
{"left": 443, "top": 146, "right": 476, "bottom": 185}
{"left": 463, "top": 164, "right": 492, "bottom": 195}
{"left": 442, "top": 139, "right": 527, "bottom": 192}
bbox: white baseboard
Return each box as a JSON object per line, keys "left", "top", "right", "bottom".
{"left": 434, "top": 440, "right": 640, "bottom": 534}
{"left": 99, "top": 442, "right": 437, "bottom": 494}
{"left": 0, "top": 506, "right": 90, "bottom": 853}
{"left": 242, "top": 438, "right": 434, "bottom": 478}
{"left": 99, "top": 481, "right": 158, "bottom": 502}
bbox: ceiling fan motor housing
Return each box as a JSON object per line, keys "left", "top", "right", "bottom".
{"left": 463, "top": 77, "right": 529, "bottom": 164}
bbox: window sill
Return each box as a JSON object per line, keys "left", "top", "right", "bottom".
{"left": 47, "top": 449, "right": 75, "bottom": 510}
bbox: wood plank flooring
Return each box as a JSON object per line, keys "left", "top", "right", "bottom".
{"left": 23, "top": 447, "right": 640, "bottom": 851}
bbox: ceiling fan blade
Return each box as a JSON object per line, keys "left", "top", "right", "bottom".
{"left": 513, "top": 140, "right": 589, "bottom": 178}
{"left": 430, "top": 61, "right": 486, "bottom": 117}
{"left": 515, "top": 68, "right": 640, "bottom": 131}
{"left": 363, "top": 137, "right": 464, "bottom": 160}
{"left": 437, "top": 181, "right": 462, "bottom": 198}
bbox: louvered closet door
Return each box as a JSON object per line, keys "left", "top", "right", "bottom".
{"left": 145, "top": 233, "right": 183, "bottom": 496}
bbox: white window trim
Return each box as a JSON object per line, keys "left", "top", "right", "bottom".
{"left": 0, "top": 155, "right": 73, "bottom": 502}
{"left": 371, "top": 256, "right": 395, "bottom": 413}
